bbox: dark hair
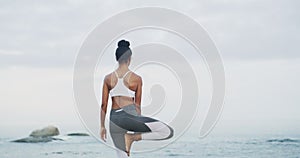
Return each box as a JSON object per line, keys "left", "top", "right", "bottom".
{"left": 115, "top": 39, "right": 132, "bottom": 63}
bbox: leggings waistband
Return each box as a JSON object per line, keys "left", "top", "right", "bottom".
{"left": 110, "top": 104, "right": 138, "bottom": 116}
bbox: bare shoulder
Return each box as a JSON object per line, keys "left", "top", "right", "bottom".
{"left": 130, "top": 72, "right": 142, "bottom": 83}
{"left": 104, "top": 72, "right": 114, "bottom": 84}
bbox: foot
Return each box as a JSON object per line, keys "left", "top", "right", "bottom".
{"left": 124, "top": 133, "right": 141, "bottom": 156}
{"left": 124, "top": 133, "right": 134, "bottom": 156}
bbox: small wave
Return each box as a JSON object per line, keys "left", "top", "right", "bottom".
{"left": 167, "top": 153, "right": 194, "bottom": 157}
{"left": 44, "top": 151, "right": 102, "bottom": 156}
{"left": 266, "top": 138, "right": 300, "bottom": 143}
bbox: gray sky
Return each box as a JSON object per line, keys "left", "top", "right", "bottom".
{"left": 0, "top": 0, "right": 299, "bottom": 137}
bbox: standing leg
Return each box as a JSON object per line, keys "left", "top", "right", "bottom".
{"left": 110, "top": 120, "right": 127, "bottom": 153}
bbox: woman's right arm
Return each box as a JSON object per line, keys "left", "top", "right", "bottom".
{"left": 135, "top": 76, "right": 142, "bottom": 115}
{"left": 100, "top": 76, "right": 109, "bottom": 142}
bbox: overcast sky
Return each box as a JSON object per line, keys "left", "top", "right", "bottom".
{"left": 0, "top": 0, "right": 299, "bottom": 137}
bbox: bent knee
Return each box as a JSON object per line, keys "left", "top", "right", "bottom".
{"left": 159, "top": 124, "right": 174, "bottom": 140}
{"left": 165, "top": 125, "right": 174, "bottom": 139}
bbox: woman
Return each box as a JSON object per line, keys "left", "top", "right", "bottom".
{"left": 100, "top": 39, "right": 174, "bottom": 157}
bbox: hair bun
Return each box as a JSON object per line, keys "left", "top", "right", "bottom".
{"left": 118, "top": 39, "right": 130, "bottom": 48}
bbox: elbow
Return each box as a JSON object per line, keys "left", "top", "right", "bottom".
{"left": 101, "top": 103, "right": 107, "bottom": 111}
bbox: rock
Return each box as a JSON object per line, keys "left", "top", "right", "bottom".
{"left": 11, "top": 136, "right": 65, "bottom": 143}
{"left": 30, "top": 125, "right": 59, "bottom": 137}
{"left": 67, "top": 133, "right": 89, "bottom": 136}
{"left": 12, "top": 136, "right": 53, "bottom": 143}
{"left": 11, "top": 125, "right": 63, "bottom": 143}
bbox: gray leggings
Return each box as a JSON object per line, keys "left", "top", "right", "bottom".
{"left": 109, "top": 104, "right": 174, "bottom": 152}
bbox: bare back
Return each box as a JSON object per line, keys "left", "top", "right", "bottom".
{"left": 102, "top": 70, "right": 142, "bottom": 111}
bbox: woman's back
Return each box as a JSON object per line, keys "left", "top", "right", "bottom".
{"left": 104, "top": 69, "right": 142, "bottom": 109}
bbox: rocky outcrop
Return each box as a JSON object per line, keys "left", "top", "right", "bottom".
{"left": 67, "top": 133, "right": 89, "bottom": 136}
{"left": 30, "top": 125, "right": 59, "bottom": 137}
{"left": 12, "top": 136, "right": 53, "bottom": 143}
{"left": 11, "top": 125, "right": 60, "bottom": 143}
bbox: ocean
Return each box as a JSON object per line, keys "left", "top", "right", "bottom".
{"left": 0, "top": 132, "right": 300, "bottom": 158}
{"left": 1, "top": 133, "right": 300, "bottom": 158}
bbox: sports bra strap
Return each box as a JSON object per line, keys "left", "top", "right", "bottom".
{"left": 114, "top": 71, "right": 119, "bottom": 78}
{"left": 114, "top": 70, "right": 131, "bottom": 79}
{"left": 123, "top": 71, "right": 131, "bottom": 78}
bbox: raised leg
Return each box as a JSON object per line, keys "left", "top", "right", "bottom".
{"left": 141, "top": 121, "right": 174, "bottom": 140}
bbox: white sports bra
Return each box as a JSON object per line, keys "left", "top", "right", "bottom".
{"left": 109, "top": 70, "right": 135, "bottom": 98}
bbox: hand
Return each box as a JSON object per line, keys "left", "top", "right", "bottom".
{"left": 100, "top": 127, "right": 107, "bottom": 142}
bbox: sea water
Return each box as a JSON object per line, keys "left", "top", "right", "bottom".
{"left": 0, "top": 133, "right": 300, "bottom": 158}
